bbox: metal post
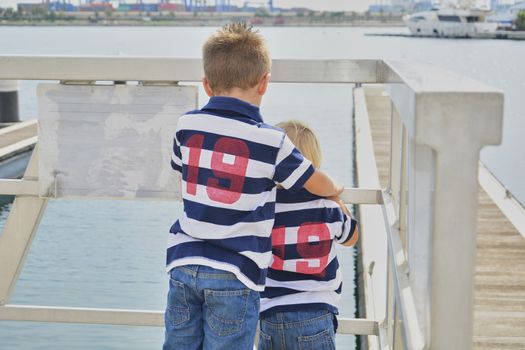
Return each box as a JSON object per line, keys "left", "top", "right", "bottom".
{"left": 417, "top": 94, "right": 503, "bottom": 349}
{"left": 0, "top": 80, "right": 19, "bottom": 123}
{"left": 0, "top": 146, "right": 47, "bottom": 305}
{"left": 407, "top": 142, "right": 434, "bottom": 345}
{"left": 387, "top": 60, "right": 504, "bottom": 349}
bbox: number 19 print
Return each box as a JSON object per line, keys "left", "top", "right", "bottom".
{"left": 185, "top": 133, "right": 250, "bottom": 205}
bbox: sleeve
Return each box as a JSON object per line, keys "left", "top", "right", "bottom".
{"left": 272, "top": 134, "right": 315, "bottom": 193}
{"left": 170, "top": 132, "right": 182, "bottom": 173}
{"left": 335, "top": 210, "right": 358, "bottom": 244}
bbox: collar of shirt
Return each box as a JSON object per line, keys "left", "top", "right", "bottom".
{"left": 202, "top": 96, "right": 263, "bottom": 124}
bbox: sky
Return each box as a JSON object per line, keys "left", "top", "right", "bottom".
{"left": 0, "top": 0, "right": 374, "bottom": 12}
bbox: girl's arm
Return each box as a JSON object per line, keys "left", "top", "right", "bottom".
{"left": 329, "top": 196, "right": 359, "bottom": 247}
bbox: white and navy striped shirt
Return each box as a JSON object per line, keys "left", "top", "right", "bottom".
{"left": 166, "top": 96, "right": 315, "bottom": 291}
{"left": 260, "top": 188, "right": 357, "bottom": 316}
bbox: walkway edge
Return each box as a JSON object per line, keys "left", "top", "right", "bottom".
{"left": 354, "top": 86, "right": 388, "bottom": 350}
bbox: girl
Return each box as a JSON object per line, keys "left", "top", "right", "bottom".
{"left": 259, "top": 120, "right": 358, "bottom": 350}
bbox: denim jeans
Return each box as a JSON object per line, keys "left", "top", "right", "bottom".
{"left": 163, "top": 264, "right": 260, "bottom": 350}
{"left": 258, "top": 309, "right": 336, "bottom": 350}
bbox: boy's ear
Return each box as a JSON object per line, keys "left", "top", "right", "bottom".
{"left": 202, "top": 77, "right": 214, "bottom": 97}
{"left": 256, "top": 73, "right": 271, "bottom": 96}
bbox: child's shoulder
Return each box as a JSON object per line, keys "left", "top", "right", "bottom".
{"left": 258, "top": 123, "right": 284, "bottom": 133}
{"left": 177, "top": 111, "right": 287, "bottom": 149}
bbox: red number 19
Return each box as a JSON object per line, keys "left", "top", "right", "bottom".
{"left": 185, "top": 134, "right": 250, "bottom": 204}
{"left": 271, "top": 223, "right": 331, "bottom": 277}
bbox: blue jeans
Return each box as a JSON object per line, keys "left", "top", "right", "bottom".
{"left": 163, "top": 265, "right": 260, "bottom": 350}
{"left": 258, "top": 309, "right": 336, "bottom": 350}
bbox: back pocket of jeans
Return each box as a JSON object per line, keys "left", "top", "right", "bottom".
{"left": 259, "top": 330, "right": 273, "bottom": 350}
{"left": 298, "top": 328, "right": 335, "bottom": 350}
{"left": 166, "top": 279, "right": 190, "bottom": 327}
{"left": 204, "top": 288, "right": 250, "bottom": 337}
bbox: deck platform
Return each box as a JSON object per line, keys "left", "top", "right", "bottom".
{"left": 363, "top": 86, "right": 525, "bottom": 349}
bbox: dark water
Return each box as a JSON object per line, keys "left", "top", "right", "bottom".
{"left": 0, "top": 26, "right": 524, "bottom": 349}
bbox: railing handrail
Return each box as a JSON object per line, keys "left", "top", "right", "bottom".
{"left": 0, "top": 56, "right": 385, "bottom": 83}
{"left": 0, "top": 56, "right": 506, "bottom": 349}
{"left": 0, "top": 55, "right": 504, "bottom": 94}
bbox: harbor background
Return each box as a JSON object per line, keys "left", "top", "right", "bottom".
{"left": 0, "top": 25, "right": 524, "bottom": 349}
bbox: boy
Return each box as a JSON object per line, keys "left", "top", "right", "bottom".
{"left": 164, "top": 23, "right": 342, "bottom": 350}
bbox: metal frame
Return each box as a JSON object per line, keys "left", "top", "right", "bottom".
{"left": 353, "top": 57, "right": 504, "bottom": 349}
{"left": 0, "top": 146, "right": 47, "bottom": 306}
{"left": 0, "top": 56, "right": 507, "bottom": 348}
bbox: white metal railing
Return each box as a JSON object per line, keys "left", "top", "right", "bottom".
{"left": 0, "top": 56, "right": 505, "bottom": 349}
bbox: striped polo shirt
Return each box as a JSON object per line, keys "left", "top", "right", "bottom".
{"left": 260, "top": 188, "right": 357, "bottom": 317}
{"left": 167, "top": 96, "right": 315, "bottom": 291}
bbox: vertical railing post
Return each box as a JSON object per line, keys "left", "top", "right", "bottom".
{"left": 386, "top": 59, "right": 504, "bottom": 349}
{"left": 0, "top": 146, "right": 47, "bottom": 305}
{"left": 407, "top": 142, "right": 434, "bottom": 344}
{"left": 390, "top": 86, "right": 503, "bottom": 348}
{"left": 415, "top": 93, "right": 503, "bottom": 349}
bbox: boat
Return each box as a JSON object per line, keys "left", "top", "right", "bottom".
{"left": 404, "top": 8, "right": 498, "bottom": 38}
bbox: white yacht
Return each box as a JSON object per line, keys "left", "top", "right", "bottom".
{"left": 404, "top": 8, "right": 498, "bottom": 37}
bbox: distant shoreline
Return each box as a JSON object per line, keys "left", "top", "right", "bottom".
{"left": 0, "top": 13, "right": 404, "bottom": 27}
{"left": 0, "top": 22, "right": 405, "bottom": 27}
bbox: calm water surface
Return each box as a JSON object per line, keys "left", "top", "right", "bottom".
{"left": 0, "top": 26, "right": 524, "bottom": 349}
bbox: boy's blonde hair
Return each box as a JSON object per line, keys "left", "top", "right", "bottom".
{"left": 203, "top": 22, "right": 271, "bottom": 93}
{"left": 277, "top": 120, "right": 322, "bottom": 169}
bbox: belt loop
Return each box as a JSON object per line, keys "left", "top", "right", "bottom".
{"left": 333, "top": 313, "right": 339, "bottom": 333}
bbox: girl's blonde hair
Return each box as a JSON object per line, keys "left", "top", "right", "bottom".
{"left": 277, "top": 120, "right": 322, "bottom": 169}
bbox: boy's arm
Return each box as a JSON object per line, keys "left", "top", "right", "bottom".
{"left": 304, "top": 170, "right": 343, "bottom": 198}
{"left": 329, "top": 196, "right": 359, "bottom": 247}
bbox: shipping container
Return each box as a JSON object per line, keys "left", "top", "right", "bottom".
{"left": 17, "top": 3, "right": 48, "bottom": 13}
{"left": 48, "top": 1, "right": 77, "bottom": 12}
{"left": 126, "top": 3, "right": 158, "bottom": 12}
{"left": 78, "top": 3, "right": 113, "bottom": 12}
{"left": 117, "top": 4, "right": 131, "bottom": 12}
{"left": 159, "top": 3, "right": 178, "bottom": 12}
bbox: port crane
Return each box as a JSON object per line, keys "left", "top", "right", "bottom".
{"left": 182, "top": 0, "right": 206, "bottom": 12}
{"left": 215, "top": 0, "right": 231, "bottom": 12}
{"left": 182, "top": 0, "right": 235, "bottom": 12}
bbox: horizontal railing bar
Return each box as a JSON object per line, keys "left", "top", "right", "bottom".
{"left": 0, "top": 181, "right": 383, "bottom": 205}
{"left": 385, "top": 59, "right": 504, "bottom": 94}
{"left": 341, "top": 188, "right": 383, "bottom": 204}
{"left": 0, "top": 119, "right": 37, "bottom": 137}
{"left": 0, "top": 304, "right": 164, "bottom": 327}
{"left": 381, "top": 192, "right": 425, "bottom": 350}
{"left": 0, "top": 137, "right": 37, "bottom": 161}
{"left": 0, "top": 179, "right": 39, "bottom": 196}
{"left": 0, "top": 56, "right": 505, "bottom": 93}
{"left": 0, "top": 56, "right": 382, "bottom": 83}
{"left": 338, "top": 317, "right": 379, "bottom": 335}
{"left": 0, "top": 304, "right": 378, "bottom": 335}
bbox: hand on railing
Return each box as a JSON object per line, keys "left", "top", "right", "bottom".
{"left": 328, "top": 195, "right": 359, "bottom": 247}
